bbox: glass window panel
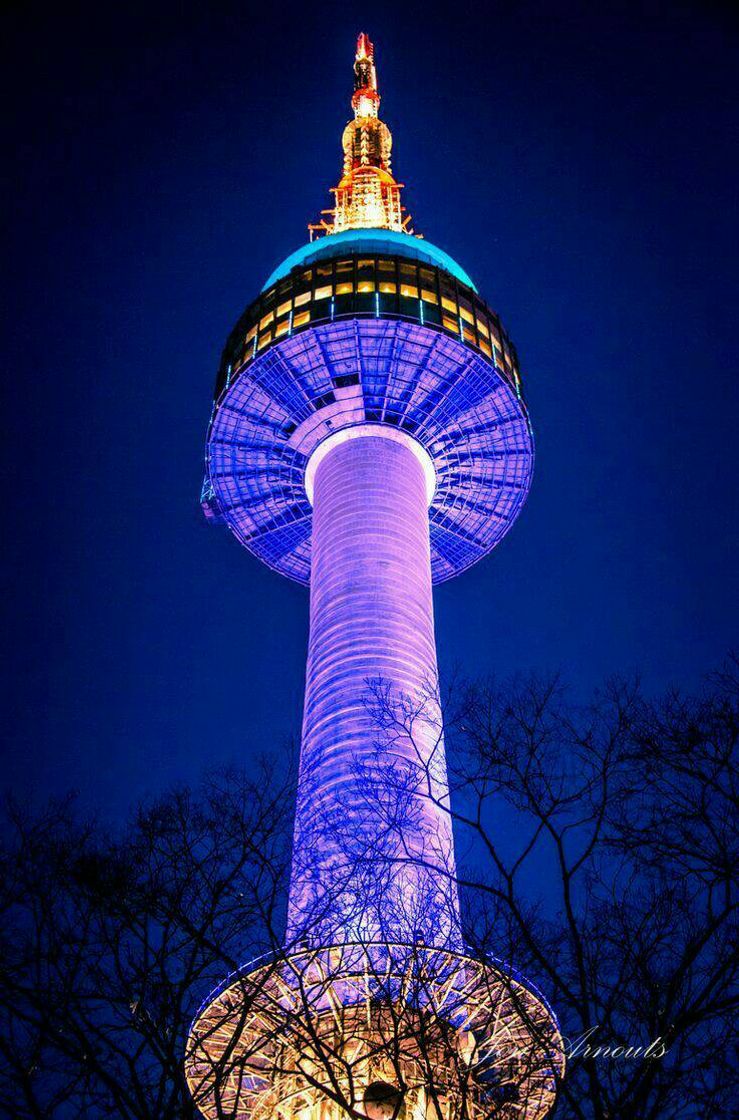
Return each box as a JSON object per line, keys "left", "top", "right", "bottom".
{"left": 441, "top": 296, "right": 456, "bottom": 314}
{"left": 277, "top": 300, "right": 291, "bottom": 317}
{"left": 357, "top": 280, "right": 375, "bottom": 293}
{"left": 294, "top": 291, "right": 311, "bottom": 307}
{"left": 259, "top": 311, "right": 274, "bottom": 328}
{"left": 379, "top": 281, "right": 397, "bottom": 294}
{"left": 400, "top": 284, "right": 418, "bottom": 298}
{"left": 335, "top": 281, "right": 353, "bottom": 295}
{"left": 293, "top": 310, "right": 311, "bottom": 328}
{"left": 421, "top": 288, "right": 438, "bottom": 304}
{"left": 314, "top": 284, "right": 332, "bottom": 300}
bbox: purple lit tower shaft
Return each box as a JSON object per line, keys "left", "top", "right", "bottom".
{"left": 186, "top": 37, "right": 566, "bottom": 1120}
{"left": 287, "top": 430, "right": 461, "bottom": 948}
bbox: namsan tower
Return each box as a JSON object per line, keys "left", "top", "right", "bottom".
{"left": 187, "top": 34, "right": 564, "bottom": 1120}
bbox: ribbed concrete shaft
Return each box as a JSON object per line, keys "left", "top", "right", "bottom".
{"left": 286, "top": 432, "right": 461, "bottom": 948}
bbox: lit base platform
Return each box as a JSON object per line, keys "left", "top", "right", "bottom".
{"left": 185, "top": 941, "right": 564, "bottom": 1120}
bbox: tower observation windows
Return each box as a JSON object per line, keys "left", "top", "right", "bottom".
{"left": 214, "top": 253, "right": 523, "bottom": 403}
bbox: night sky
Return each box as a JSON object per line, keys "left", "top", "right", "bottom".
{"left": 3, "top": 1, "right": 737, "bottom": 818}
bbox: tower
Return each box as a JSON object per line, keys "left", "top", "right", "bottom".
{"left": 187, "top": 34, "right": 564, "bottom": 1120}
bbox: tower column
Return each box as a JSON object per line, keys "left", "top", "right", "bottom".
{"left": 286, "top": 430, "right": 460, "bottom": 947}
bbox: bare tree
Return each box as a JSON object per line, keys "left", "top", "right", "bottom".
{"left": 0, "top": 764, "right": 293, "bottom": 1119}
{"left": 363, "top": 662, "right": 738, "bottom": 1120}
{"left": 0, "top": 667, "right": 735, "bottom": 1118}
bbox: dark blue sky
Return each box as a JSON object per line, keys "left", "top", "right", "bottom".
{"left": 2, "top": 1, "right": 737, "bottom": 817}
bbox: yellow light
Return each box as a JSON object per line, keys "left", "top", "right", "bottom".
{"left": 355, "top": 95, "right": 376, "bottom": 118}
{"left": 309, "top": 37, "right": 412, "bottom": 237}
{"left": 185, "top": 943, "right": 564, "bottom": 1120}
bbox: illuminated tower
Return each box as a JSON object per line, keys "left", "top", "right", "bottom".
{"left": 187, "top": 34, "right": 564, "bottom": 1120}
{"left": 310, "top": 32, "right": 409, "bottom": 236}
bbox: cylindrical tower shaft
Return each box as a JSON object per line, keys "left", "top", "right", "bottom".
{"left": 188, "top": 37, "right": 564, "bottom": 1120}
{"left": 286, "top": 431, "right": 461, "bottom": 948}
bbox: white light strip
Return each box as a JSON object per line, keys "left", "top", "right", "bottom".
{"left": 304, "top": 424, "right": 436, "bottom": 507}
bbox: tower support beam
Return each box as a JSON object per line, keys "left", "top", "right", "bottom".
{"left": 287, "top": 430, "right": 460, "bottom": 948}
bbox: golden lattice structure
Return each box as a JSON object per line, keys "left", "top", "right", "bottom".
{"left": 186, "top": 942, "right": 564, "bottom": 1120}
{"left": 310, "top": 33, "right": 413, "bottom": 238}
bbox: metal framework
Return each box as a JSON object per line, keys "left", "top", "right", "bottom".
{"left": 186, "top": 943, "right": 564, "bottom": 1120}
{"left": 310, "top": 34, "right": 412, "bottom": 237}
{"left": 204, "top": 309, "right": 532, "bottom": 583}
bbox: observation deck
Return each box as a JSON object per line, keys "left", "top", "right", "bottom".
{"left": 202, "top": 234, "right": 533, "bottom": 584}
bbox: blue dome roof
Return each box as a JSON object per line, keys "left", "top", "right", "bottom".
{"left": 262, "top": 229, "right": 477, "bottom": 292}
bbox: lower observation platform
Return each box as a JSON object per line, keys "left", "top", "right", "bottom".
{"left": 186, "top": 942, "right": 564, "bottom": 1120}
{"left": 204, "top": 318, "right": 533, "bottom": 584}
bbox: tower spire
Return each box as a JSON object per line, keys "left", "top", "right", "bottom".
{"left": 310, "top": 33, "right": 412, "bottom": 237}
{"left": 352, "top": 31, "right": 379, "bottom": 118}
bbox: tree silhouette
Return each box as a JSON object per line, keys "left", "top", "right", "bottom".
{"left": 0, "top": 667, "right": 736, "bottom": 1118}
{"left": 362, "top": 662, "right": 738, "bottom": 1119}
